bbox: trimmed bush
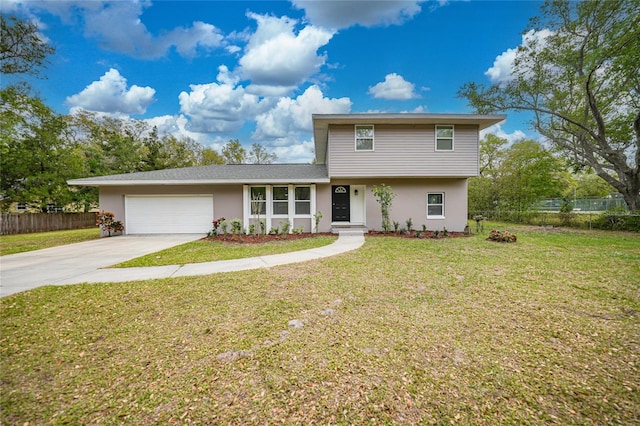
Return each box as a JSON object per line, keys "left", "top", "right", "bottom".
{"left": 487, "top": 229, "right": 517, "bottom": 243}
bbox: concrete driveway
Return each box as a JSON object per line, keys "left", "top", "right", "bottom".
{"left": 0, "top": 234, "right": 204, "bottom": 297}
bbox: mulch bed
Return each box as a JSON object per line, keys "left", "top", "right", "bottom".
{"left": 203, "top": 230, "right": 470, "bottom": 244}
{"left": 202, "top": 232, "right": 335, "bottom": 244}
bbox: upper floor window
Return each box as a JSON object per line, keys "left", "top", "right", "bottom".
{"left": 355, "top": 125, "right": 374, "bottom": 151}
{"left": 427, "top": 193, "right": 445, "bottom": 218}
{"left": 435, "top": 125, "right": 454, "bottom": 151}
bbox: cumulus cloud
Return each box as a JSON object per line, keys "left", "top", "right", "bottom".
{"left": 66, "top": 68, "right": 155, "bottom": 115}
{"left": 480, "top": 123, "right": 528, "bottom": 144}
{"left": 239, "top": 13, "right": 335, "bottom": 95}
{"left": 178, "top": 65, "right": 269, "bottom": 133}
{"left": 485, "top": 29, "right": 553, "bottom": 86}
{"left": 368, "top": 73, "right": 419, "bottom": 100}
{"left": 271, "top": 140, "right": 316, "bottom": 163}
{"left": 15, "top": 0, "right": 224, "bottom": 59}
{"left": 253, "top": 85, "right": 351, "bottom": 139}
{"left": 291, "top": 0, "right": 424, "bottom": 29}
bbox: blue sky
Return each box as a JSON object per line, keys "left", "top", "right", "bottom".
{"left": 4, "top": 0, "right": 544, "bottom": 162}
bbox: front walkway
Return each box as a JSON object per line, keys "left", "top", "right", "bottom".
{"left": 18, "top": 231, "right": 365, "bottom": 290}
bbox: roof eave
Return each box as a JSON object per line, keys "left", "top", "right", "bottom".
{"left": 67, "top": 178, "right": 331, "bottom": 187}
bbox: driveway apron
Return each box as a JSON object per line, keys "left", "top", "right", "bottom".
{"left": 0, "top": 234, "right": 203, "bottom": 297}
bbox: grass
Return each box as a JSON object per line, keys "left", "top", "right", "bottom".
{"left": 0, "top": 227, "right": 100, "bottom": 255}
{"left": 1, "top": 223, "right": 639, "bottom": 424}
{"left": 112, "top": 235, "right": 338, "bottom": 267}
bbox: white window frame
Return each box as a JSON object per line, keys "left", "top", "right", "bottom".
{"left": 355, "top": 124, "right": 374, "bottom": 151}
{"left": 244, "top": 184, "right": 317, "bottom": 234}
{"left": 435, "top": 125, "right": 454, "bottom": 151}
{"left": 250, "top": 186, "right": 267, "bottom": 216}
{"left": 294, "top": 186, "right": 311, "bottom": 216}
{"left": 427, "top": 192, "right": 445, "bottom": 219}
{"left": 271, "top": 186, "right": 289, "bottom": 217}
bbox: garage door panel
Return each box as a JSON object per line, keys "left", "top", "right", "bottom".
{"left": 126, "top": 195, "right": 213, "bottom": 234}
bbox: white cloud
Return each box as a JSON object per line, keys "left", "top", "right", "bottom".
{"left": 272, "top": 140, "right": 316, "bottom": 163}
{"left": 66, "top": 68, "right": 156, "bottom": 115}
{"left": 178, "top": 65, "right": 268, "bottom": 133}
{"left": 368, "top": 73, "right": 419, "bottom": 100}
{"left": 485, "top": 29, "right": 554, "bottom": 86}
{"left": 239, "top": 13, "right": 335, "bottom": 95}
{"left": 16, "top": 1, "right": 224, "bottom": 59}
{"left": 291, "top": 0, "right": 424, "bottom": 29}
{"left": 143, "top": 114, "right": 211, "bottom": 145}
{"left": 480, "top": 123, "right": 528, "bottom": 144}
{"left": 253, "top": 85, "right": 351, "bottom": 139}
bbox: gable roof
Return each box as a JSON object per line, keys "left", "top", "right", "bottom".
{"left": 68, "top": 164, "right": 329, "bottom": 186}
{"left": 312, "top": 113, "right": 506, "bottom": 164}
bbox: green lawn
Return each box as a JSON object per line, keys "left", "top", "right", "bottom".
{"left": 1, "top": 224, "right": 639, "bottom": 424}
{"left": 0, "top": 227, "right": 100, "bottom": 255}
{"left": 112, "top": 235, "right": 338, "bottom": 267}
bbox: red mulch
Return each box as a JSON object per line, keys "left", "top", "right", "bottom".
{"left": 202, "top": 232, "right": 335, "bottom": 244}
{"left": 367, "top": 230, "right": 470, "bottom": 239}
{"left": 203, "top": 230, "right": 469, "bottom": 244}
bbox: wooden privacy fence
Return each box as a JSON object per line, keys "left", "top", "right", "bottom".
{"left": 0, "top": 213, "right": 97, "bottom": 235}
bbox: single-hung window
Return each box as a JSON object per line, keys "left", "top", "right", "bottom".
{"left": 355, "top": 125, "right": 374, "bottom": 151}
{"left": 250, "top": 186, "right": 266, "bottom": 215}
{"left": 272, "top": 186, "right": 288, "bottom": 215}
{"left": 435, "top": 125, "right": 454, "bottom": 151}
{"left": 295, "top": 186, "right": 311, "bottom": 215}
{"left": 427, "top": 193, "right": 445, "bottom": 218}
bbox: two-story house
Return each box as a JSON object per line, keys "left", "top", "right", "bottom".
{"left": 68, "top": 113, "right": 505, "bottom": 234}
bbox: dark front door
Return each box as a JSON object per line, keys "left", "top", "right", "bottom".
{"left": 332, "top": 185, "right": 350, "bottom": 222}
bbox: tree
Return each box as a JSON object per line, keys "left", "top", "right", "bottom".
{"left": 0, "top": 86, "right": 85, "bottom": 211}
{"left": 221, "top": 139, "right": 246, "bottom": 164}
{"left": 468, "top": 135, "right": 567, "bottom": 212}
{"left": 371, "top": 184, "right": 396, "bottom": 233}
{"left": 247, "top": 143, "right": 277, "bottom": 164}
{"left": 200, "top": 147, "right": 225, "bottom": 165}
{"left": 1, "top": 15, "right": 55, "bottom": 76}
{"left": 459, "top": 0, "right": 640, "bottom": 211}
{"left": 499, "top": 140, "right": 567, "bottom": 210}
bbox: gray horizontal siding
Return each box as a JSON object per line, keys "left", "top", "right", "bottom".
{"left": 327, "top": 124, "right": 479, "bottom": 177}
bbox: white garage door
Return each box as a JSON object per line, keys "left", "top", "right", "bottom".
{"left": 125, "top": 195, "right": 213, "bottom": 234}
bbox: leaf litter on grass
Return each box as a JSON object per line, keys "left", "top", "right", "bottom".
{"left": 1, "top": 225, "right": 639, "bottom": 424}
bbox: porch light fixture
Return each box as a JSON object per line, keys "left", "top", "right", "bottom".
{"left": 354, "top": 189, "right": 359, "bottom": 196}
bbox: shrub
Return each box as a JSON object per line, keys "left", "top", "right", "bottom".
{"left": 405, "top": 218, "right": 413, "bottom": 231}
{"left": 220, "top": 220, "right": 229, "bottom": 235}
{"left": 372, "top": 184, "right": 396, "bottom": 233}
{"left": 208, "top": 217, "right": 226, "bottom": 237}
{"left": 393, "top": 221, "right": 400, "bottom": 233}
{"left": 313, "top": 211, "right": 323, "bottom": 233}
{"left": 487, "top": 229, "right": 517, "bottom": 243}
{"left": 269, "top": 227, "right": 279, "bottom": 235}
{"left": 248, "top": 223, "right": 256, "bottom": 235}
{"left": 280, "top": 220, "right": 291, "bottom": 236}
{"left": 96, "top": 210, "right": 124, "bottom": 237}
{"left": 230, "top": 218, "right": 243, "bottom": 235}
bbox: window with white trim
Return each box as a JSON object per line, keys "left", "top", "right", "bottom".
{"left": 427, "top": 193, "right": 445, "bottom": 218}
{"left": 355, "top": 125, "right": 374, "bottom": 151}
{"left": 295, "top": 186, "right": 311, "bottom": 214}
{"left": 435, "top": 125, "right": 454, "bottom": 151}
{"left": 250, "top": 186, "right": 266, "bottom": 215}
{"left": 272, "top": 186, "right": 288, "bottom": 215}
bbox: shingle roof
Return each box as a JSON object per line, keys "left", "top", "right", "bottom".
{"left": 68, "top": 164, "right": 329, "bottom": 186}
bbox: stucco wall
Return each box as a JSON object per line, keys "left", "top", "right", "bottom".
{"left": 99, "top": 185, "right": 244, "bottom": 234}
{"left": 317, "top": 178, "right": 468, "bottom": 232}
